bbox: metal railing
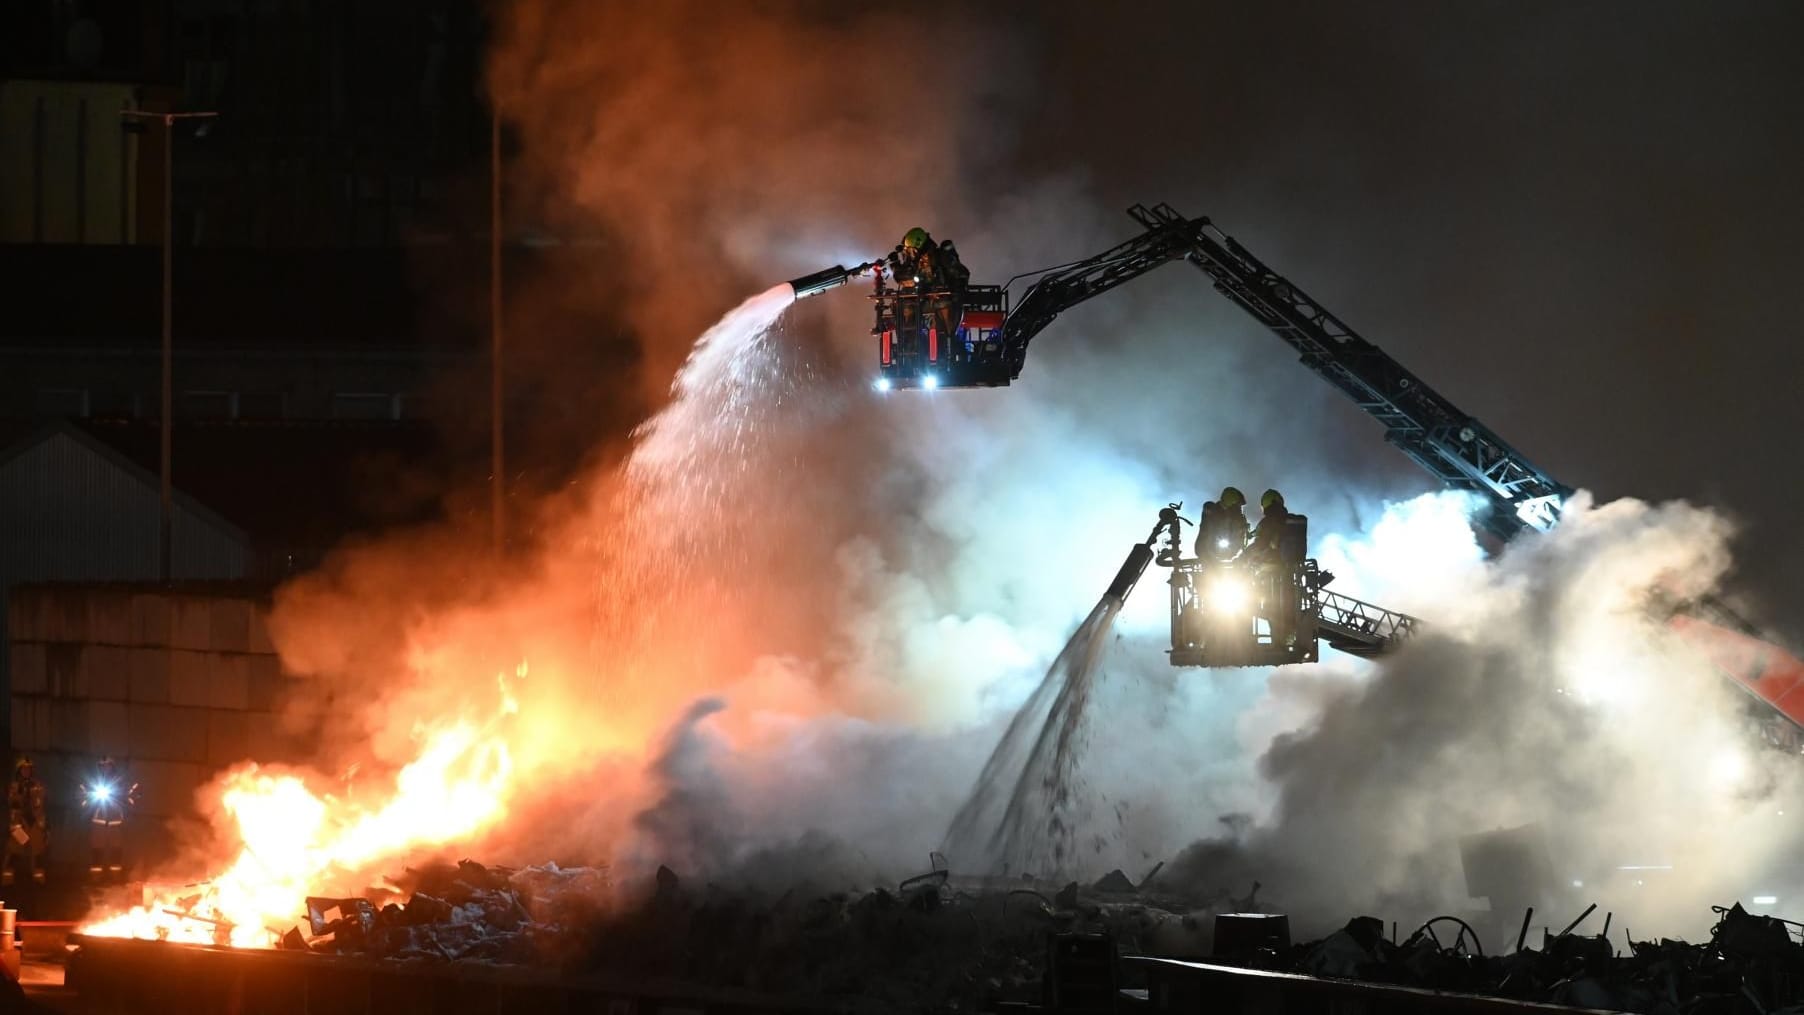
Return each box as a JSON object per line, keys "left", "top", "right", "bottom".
{"left": 1312, "top": 587, "right": 1423, "bottom": 656}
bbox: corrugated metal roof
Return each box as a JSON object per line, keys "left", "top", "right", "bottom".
{"left": 0, "top": 423, "right": 249, "bottom": 584}
{"left": 1, "top": 422, "right": 252, "bottom": 755}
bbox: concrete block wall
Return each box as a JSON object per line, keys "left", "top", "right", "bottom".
{"left": 6, "top": 584, "right": 307, "bottom": 873}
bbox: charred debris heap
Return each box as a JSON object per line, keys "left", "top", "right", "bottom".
{"left": 274, "top": 857, "right": 1804, "bottom": 1014}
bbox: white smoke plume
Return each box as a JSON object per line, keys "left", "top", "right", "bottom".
{"left": 216, "top": 1, "right": 1804, "bottom": 947}
{"left": 1156, "top": 491, "right": 1804, "bottom": 944}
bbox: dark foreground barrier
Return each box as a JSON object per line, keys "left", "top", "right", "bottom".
{"left": 66, "top": 934, "right": 843, "bottom": 1015}
{"left": 1128, "top": 958, "right": 1618, "bottom": 1015}
{"left": 64, "top": 936, "right": 1631, "bottom": 1015}
{"left": 19, "top": 921, "right": 76, "bottom": 957}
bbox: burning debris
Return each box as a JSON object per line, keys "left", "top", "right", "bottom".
{"left": 65, "top": 833, "right": 1804, "bottom": 1015}
{"left": 78, "top": 678, "right": 520, "bottom": 949}
{"left": 289, "top": 860, "right": 608, "bottom": 963}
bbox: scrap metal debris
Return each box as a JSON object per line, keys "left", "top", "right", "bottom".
{"left": 259, "top": 856, "right": 1804, "bottom": 1014}
{"left": 291, "top": 859, "right": 607, "bottom": 963}
{"left": 1229, "top": 902, "right": 1804, "bottom": 1015}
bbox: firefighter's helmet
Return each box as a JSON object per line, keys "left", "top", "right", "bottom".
{"left": 902, "top": 227, "right": 930, "bottom": 252}
{"left": 1261, "top": 489, "right": 1285, "bottom": 510}
{"left": 14, "top": 757, "right": 33, "bottom": 777}
{"left": 1220, "top": 486, "right": 1246, "bottom": 508}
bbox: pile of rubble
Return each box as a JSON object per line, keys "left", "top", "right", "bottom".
{"left": 291, "top": 858, "right": 1184, "bottom": 1009}
{"left": 1268, "top": 901, "right": 1804, "bottom": 1013}
{"left": 285, "top": 857, "right": 1804, "bottom": 1014}
{"left": 291, "top": 859, "right": 609, "bottom": 963}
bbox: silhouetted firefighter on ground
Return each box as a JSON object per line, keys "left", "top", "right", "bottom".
{"left": 5, "top": 757, "right": 47, "bottom": 885}
{"left": 83, "top": 756, "right": 138, "bottom": 882}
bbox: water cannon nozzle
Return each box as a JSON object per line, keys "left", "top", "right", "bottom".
{"left": 788, "top": 260, "right": 882, "bottom": 300}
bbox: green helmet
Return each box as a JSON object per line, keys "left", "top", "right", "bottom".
{"left": 1260, "top": 489, "right": 1284, "bottom": 510}
{"left": 902, "top": 227, "right": 930, "bottom": 251}
{"left": 1219, "top": 486, "right": 1246, "bottom": 508}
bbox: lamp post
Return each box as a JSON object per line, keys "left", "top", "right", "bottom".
{"left": 491, "top": 105, "right": 505, "bottom": 555}
{"left": 121, "top": 108, "right": 216, "bottom": 583}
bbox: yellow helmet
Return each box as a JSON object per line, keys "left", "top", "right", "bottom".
{"left": 1219, "top": 486, "right": 1246, "bottom": 508}
{"left": 902, "top": 227, "right": 930, "bottom": 251}
{"left": 1260, "top": 489, "right": 1284, "bottom": 510}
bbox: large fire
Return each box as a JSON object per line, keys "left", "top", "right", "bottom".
{"left": 78, "top": 285, "right": 806, "bottom": 949}
{"left": 81, "top": 670, "right": 523, "bottom": 948}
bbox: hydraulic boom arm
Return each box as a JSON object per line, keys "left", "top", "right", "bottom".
{"left": 1124, "top": 204, "right": 1571, "bottom": 543}
{"left": 996, "top": 215, "right": 1208, "bottom": 378}
{"left": 994, "top": 205, "right": 1572, "bottom": 543}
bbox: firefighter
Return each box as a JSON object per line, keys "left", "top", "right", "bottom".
{"left": 934, "top": 238, "right": 971, "bottom": 343}
{"left": 938, "top": 239, "right": 970, "bottom": 293}
{"left": 1196, "top": 499, "right": 1221, "bottom": 558}
{"left": 1198, "top": 486, "right": 1250, "bottom": 561}
{"left": 83, "top": 756, "right": 137, "bottom": 882}
{"left": 1242, "top": 490, "right": 1298, "bottom": 647}
{"left": 888, "top": 227, "right": 937, "bottom": 289}
{"left": 887, "top": 227, "right": 936, "bottom": 337}
{"left": 1242, "top": 489, "right": 1289, "bottom": 564}
{"left": 5, "top": 757, "right": 48, "bottom": 886}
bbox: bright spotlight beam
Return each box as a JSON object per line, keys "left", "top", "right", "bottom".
{"left": 1209, "top": 574, "right": 1251, "bottom": 615}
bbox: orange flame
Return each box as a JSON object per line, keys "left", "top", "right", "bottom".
{"left": 80, "top": 669, "right": 522, "bottom": 948}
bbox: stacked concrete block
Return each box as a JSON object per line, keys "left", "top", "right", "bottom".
{"left": 6, "top": 583, "right": 306, "bottom": 872}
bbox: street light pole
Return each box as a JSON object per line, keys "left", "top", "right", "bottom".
{"left": 491, "top": 105, "right": 505, "bottom": 555}
{"left": 122, "top": 109, "right": 216, "bottom": 583}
